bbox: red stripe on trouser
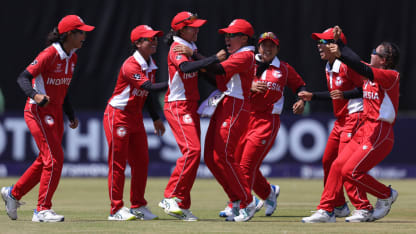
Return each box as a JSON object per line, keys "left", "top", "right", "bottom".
{"left": 318, "top": 121, "right": 393, "bottom": 212}
{"left": 103, "top": 105, "right": 149, "bottom": 214}
{"left": 12, "top": 103, "right": 64, "bottom": 211}
{"left": 204, "top": 96, "right": 252, "bottom": 207}
{"left": 163, "top": 101, "right": 201, "bottom": 209}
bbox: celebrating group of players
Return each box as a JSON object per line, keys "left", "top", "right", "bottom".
{"left": 1, "top": 11, "right": 400, "bottom": 223}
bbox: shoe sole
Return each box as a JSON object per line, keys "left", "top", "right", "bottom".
{"left": 33, "top": 217, "right": 65, "bottom": 222}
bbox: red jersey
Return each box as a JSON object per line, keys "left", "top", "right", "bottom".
{"left": 362, "top": 68, "right": 400, "bottom": 124}
{"left": 325, "top": 59, "right": 364, "bottom": 118}
{"left": 165, "top": 36, "right": 199, "bottom": 102}
{"left": 108, "top": 51, "right": 157, "bottom": 113}
{"left": 251, "top": 56, "right": 306, "bottom": 114}
{"left": 216, "top": 46, "right": 255, "bottom": 100}
{"left": 26, "top": 43, "right": 77, "bottom": 105}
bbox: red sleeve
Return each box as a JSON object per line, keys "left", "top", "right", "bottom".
{"left": 169, "top": 43, "right": 190, "bottom": 68}
{"left": 26, "top": 47, "right": 56, "bottom": 77}
{"left": 121, "top": 61, "right": 150, "bottom": 90}
{"left": 372, "top": 67, "right": 400, "bottom": 90}
{"left": 346, "top": 66, "right": 364, "bottom": 87}
{"left": 285, "top": 63, "right": 306, "bottom": 93}
{"left": 220, "top": 51, "right": 254, "bottom": 79}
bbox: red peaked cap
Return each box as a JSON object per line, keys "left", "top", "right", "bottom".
{"left": 130, "top": 25, "right": 163, "bottom": 43}
{"left": 171, "top": 11, "right": 207, "bottom": 31}
{"left": 311, "top": 27, "right": 347, "bottom": 44}
{"left": 58, "top": 15, "right": 95, "bottom": 34}
{"left": 258, "top": 32, "right": 280, "bottom": 46}
{"left": 218, "top": 19, "right": 254, "bottom": 37}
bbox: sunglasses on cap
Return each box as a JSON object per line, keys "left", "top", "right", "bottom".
{"left": 174, "top": 13, "right": 198, "bottom": 25}
{"left": 317, "top": 39, "right": 336, "bottom": 44}
{"left": 225, "top": 33, "right": 246, "bottom": 38}
{"left": 372, "top": 49, "right": 385, "bottom": 58}
{"left": 140, "top": 37, "right": 157, "bottom": 42}
{"left": 259, "top": 32, "right": 277, "bottom": 39}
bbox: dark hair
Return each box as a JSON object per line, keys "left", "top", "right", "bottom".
{"left": 379, "top": 41, "right": 400, "bottom": 69}
{"left": 164, "top": 29, "right": 179, "bottom": 46}
{"left": 46, "top": 27, "right": 68, "bottom": 46}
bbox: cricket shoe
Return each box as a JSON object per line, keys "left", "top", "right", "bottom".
{"left": 254, "top": 196, "right": 264, "bottom": 214}
{"left": 233, "top": 198, "right": 257, "bottom": 222}
{"left": 225, "top": 200, "right": 240, "bottom": 221}
{"left": 334, "top": 203, "right": 350, "bottom": 218}
{"left": 1, "top": 186, "right": 24, "bottom": 220}
{"left": 219, "top": 202, "right": 233, "bottom": 217}
{"left": 345, "top": 209, "right": 373, "bottom": 222}
{"left": 108, "top": 207, "right": 136, "bottom": 221}
{"left": 32, "top": 209, "right": 64, "bottom": 222}
{"left": 372, "top": 187, "right": 398, "bottom": 221}
{"left": 301, "top": 209, "right": 336, "bottom": 223}
{"left": 158, "top": 197, "right": 184, "bottom": 217}
{"left": 265, "top": 184, "right": 280, "bottom": 216}
{"left": 130, "top": 206, "right": 158, "bottom": 220}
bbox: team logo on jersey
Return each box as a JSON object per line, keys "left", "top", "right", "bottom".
{"left": 133, "top": 74, "right": 141, "bottom": 80}
{"left": 54, "top": 63, "right": 63, "bottom": 73}
{"left": 176, "top": 55, "right": 182, "bottom": 60}
{"left": 335, "top": 76, "right": 343, "bottom": 86}
{"left": 272, "top": 70, "right": 282, "bottom": 79}
{"left": 183, "top": 114, "right": 193, "bottom": 124}
{"left": 117, "top": 126, "right": 127, "bottom": 138}
{"left": 31, "top": 60, "right": 38, "bottom": 66}
{"left": 44, "top": 115, "right": 54, "bottom": 126}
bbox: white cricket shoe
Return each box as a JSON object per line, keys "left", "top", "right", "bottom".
{"left": 302, "top": 209, "right": 336, "bottom": 223}
{"left": 345, "top": 209, "right": 373, "bottom": 222}
{"left": 219, "top": 203, "right": 232, "bottom": 217}
{"left": 225, "top": 200, "right": 240, "bottom": 221}
{"left": 180, "top": 209, "right": 199, "bottom": 221}
{"left": 233, "top": 198, "right": 257, "bottom": 222}
{"left": 1, "top": 186, "right": 23, "bottom": 220}
{"left": 32, "top": 209, "right": 64, "bottom": 222}
{"left": 108, "top": 207, "right": 136, "bottom": 221}
{"left": 254, "top": 196, "right": 264, "bottom": 214}
{"left": 130, "top": 206, "right": 158, "bottom": 220}
{"left": 158, "top": 197, "right": 183, "bottom": 217}
{"left": 372, "top": 188, "right": 398, "bottom": 221}
{"left": 265, "top": 185, "right": 280, "bottom": 216}
{"left": 334, "top": 203, "right": 350, "bottom": 218}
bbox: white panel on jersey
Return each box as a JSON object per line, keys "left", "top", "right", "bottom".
{"left": 30, "top": 75, "right": 47, "bottom": 104}
{"left": 167, "top": 71, "right": 186, "bottom": 102}
{"left": 109, "top": 85, "right": 131, "bottom": 111}
{"left": 378, "top": 91, "right": 395, "bottom": 123}
{"left": 347, "top": 98, "right": 364, "bottom": 114}
{"left": 272, "top": 96, "right": 284, "bottom": 115}
{"left": 224, "top": 74, "right": 243, "bottom": 100}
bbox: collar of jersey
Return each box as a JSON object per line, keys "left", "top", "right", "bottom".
{"left": 52, "top": 43, "right": 76, "bottom": 60}
{"left": 326, "top": 59, "right": 342, "bottom": 73}
{"left": 133, "top": 51, "right": 158, "bottom": 71}
{"left": 255, "top": 54, "right": 280, "bottom": 68}
{"left": 173, "top": 36, "right": 197, "bottom": 51}
{"left": 233, "top": 46, "right": 255, "bottom": 55}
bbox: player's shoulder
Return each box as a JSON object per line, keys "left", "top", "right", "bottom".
{"left": 122, "top": 56, "right": 143, "bottom": 74}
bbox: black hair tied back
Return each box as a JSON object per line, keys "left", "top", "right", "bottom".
{"left": 46, "top": 27, "right": 68, "bottom": 46}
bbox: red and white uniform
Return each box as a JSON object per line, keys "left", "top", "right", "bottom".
{"left": 318, "top": 67, "right": 400, "bottom": 212}
{"left": 234, "top": 56, "right": 305, "bottom": 200}
{"left": 204, "top": 46, "right": 255, "bottom": 207}
{"left": 103, "top": 51, "right": 157, "bottom": 214}
{"left": 163, "top": 36, "right": 201, "bottom": 209}
{"left": 12, "top": 43, "right": 76, "bottom": 211}
{"left": 320, "top": 59, "right": 371, "bottom": 209}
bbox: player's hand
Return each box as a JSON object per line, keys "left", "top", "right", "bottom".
{"left": 251, "top": 81, "right": 267, "bottom": 93}
{"left": 330, "top": 90, "right": 344, "bottom": 99}
{"left": 298, "top": 91, "right": 313, "bottom": 101}
{"left": 69, "top": 118, "right": 79, "bottom": 129}
{"left": 328, "top": 43, "right": 341, "bottom": 58}
{"left": 153, "top": 119, "right": 165, "bottom": 136}
{"left": 34, "top": 94, "right": 50, "bottom": 107}
{"left": 292, "top": 99, "right": 305, "bottom": 114}
{"left": 173, "top": 44, "right": 193, "bottom": 57}
{"left": 333, "top": 25, "right": 342, "bottom": 41}
{"left": 216, "top": 49, "right": 227, "bottom": 62}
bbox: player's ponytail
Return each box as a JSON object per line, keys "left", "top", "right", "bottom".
{"left": 164, "top": 29, "right": 178, "bottom": 46}
{"left": 380, "top": 42, "right": 400, "bottom": 69}
{"left": 46, "top": 27, "right": 69, "bottom": 46}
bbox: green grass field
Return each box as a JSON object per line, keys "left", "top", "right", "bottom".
{"left": 0, "top": 178, "right": 415, "bottom": 233}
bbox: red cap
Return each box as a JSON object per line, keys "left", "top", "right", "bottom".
{"left": 58, "top": 15, "right": 95, "bottom": 34}
{"left": 311, "top": 27, "right": 347, "bottom": 44}
{"left": 171, "top": 11, "right": 207, "bottom": 31}
{"left": 258, "top": 32, "right": 279, "bottom": 46}
{"left": 130, "top": 25, "right": 163, "bottom": 43}
{"left": 218, "top": 19, "right": 254, "bottom": 37}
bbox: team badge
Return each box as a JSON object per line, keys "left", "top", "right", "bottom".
{"left": 31, "top": 60, "right": 38, "bottom": 66}
{"left": 54, "top": 63, "right": 63, "bottom": 73}
{"left": 44, "top": 115, "right": 54, "bottom": 126}
{"left": 176, "top": 55, "right": 182, "bottom": 60}
{"left": 183, "top": 114, "right": 193, "bottom": 124}
{"left": 335, "top": 76, "right": 343, "bottom": 86}
{"left": 272, "top": 70, "right": 282, "bottom": 79}
{"left": 117, "top": 126, "right": 127, "bottom": 137}
{"left": 133, "top": 74, "right": 141, "bottom": 80}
